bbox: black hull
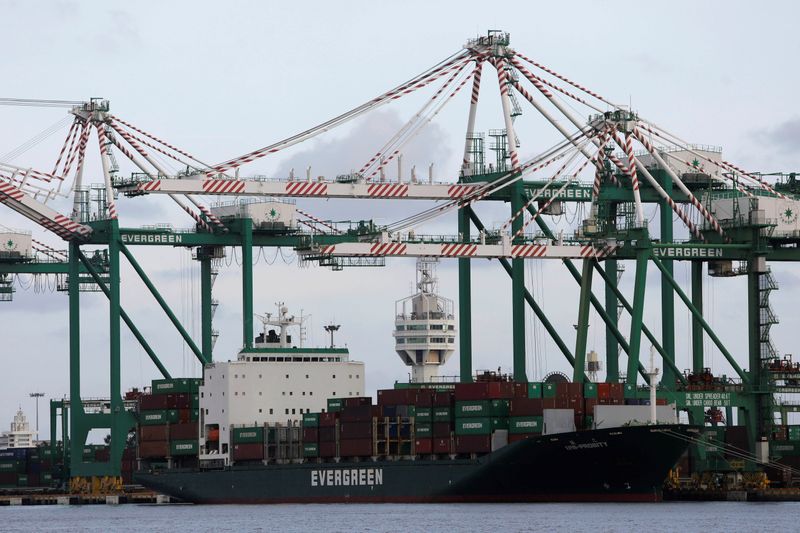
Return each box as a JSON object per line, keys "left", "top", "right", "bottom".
{"left": 135, "top": 425, "right": 694, "bottom": 504}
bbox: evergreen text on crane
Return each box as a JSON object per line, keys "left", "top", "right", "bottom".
{"left": 120, "top": 233, "right": 184, "bottom": 244}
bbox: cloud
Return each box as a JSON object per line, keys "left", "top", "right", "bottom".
{"left": 755, "top": 117, "right": 800, "bottom": 156}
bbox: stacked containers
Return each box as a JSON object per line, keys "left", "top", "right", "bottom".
{"left": 555, "top": 382, "right": 584, "bottom": 429}
{"left": 414, "top": 390, "right": 433, "bottom": 454}
{"left": 583, "top": 382, "right": 597, "bottom": 429}
{"left": 319, "top": 411, "right": 338, "bottom": 458}
{"left": 0, "top": 448, "right": 27, "bottom": 488}
{"left": 376, "top": 389, "right": 418, "bottom": 456}
{"left": 453, "top": 381, "right": 513, "bottom": 454}
{"left": 338, "top": 399, "right": 374, "bottom": 457}
{"left": 432, "top": 391, "right": 454, "bottom": 454}
{"left": 231, "top": 426, "right": 265, "bottom": 461}
{"left": 302, "top": 413, "right": 320, "bottom": 458}
{"left": 138, "top": 378, "right": 201, "bottom": 463}
{"left": 508, "top": 398, "right": 544, "bottom": 443}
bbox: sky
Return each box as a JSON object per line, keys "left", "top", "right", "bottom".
{"left": 1, "top": 0, "right": 799, "bottom": 441}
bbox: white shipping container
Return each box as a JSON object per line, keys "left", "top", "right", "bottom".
{"left": 543, "top": 409, "right": 575, "bottom": 435}
{"left": 593, "top": 405, "right": 677, "bottom": 429}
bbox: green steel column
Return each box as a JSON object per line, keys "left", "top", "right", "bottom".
{"left": 604, "top": 258, "right": 619, "bottom": 382}
{"left": 659, "top": 176, "right": 676, "bottom": 387}
{"left": 747, "top": 259, "right": 764, "bottom": 445}
{"left": 200, "top": 251, "right": 213, "bottom": 362}
{"left": 511, "top": 181, "right": 526, "bottom": 382}
{"left": 108, "top": 221, "right": 123, "bottom": 476}
{"left": 458, "top": 207, "right": 473, "bottom": 383}
{"left": 626, "top": 247, "right": 649, "bottom": 386}
{"left": 242, "top": 218, "right": 254, "bottom": 349}
{"left": 67, "top": 241, "right": 82, "bottom": 475}
{"left": 118, "top": 243, "right": 206, "bottom": 364}
{"left": 49, "top": 400, "right": 57, "bottom": 459}
{"left": 573, "top": 259, "right": 594, "bottom": 383}
{"left": 691, "top": 261, "right": 704, "bottom": 373}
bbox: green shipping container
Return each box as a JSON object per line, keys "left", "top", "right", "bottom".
{"left": 327, "top": 398, "right": 343, "bottom": 412}
{"left": 510, "top": 416, "right": 544, "bottom": 434}
{"left": 152, "top": 378, "right": 198, "bottom": 395}
{"left": 455, "top": 400, "right": 509, "bottom": 418}
{"left": 583, "top": 383, "right": 598, "bottom": 398}
{"left": 528, "top": 382, "right": 542, "bottom": 398}
{"left": 491, "top": 417, "right": 509, "bottom": 431}
{"left": 191, "top": 394, "right": 200, "bottom": 409}
{"left": 303, "top": 413, "right": 320, "bottom": 427}
{"left": 42, "top": 473, "right": 53, "bottom": 483}
{"left": 303, "top": 443, "right": 319, "bottom": 457}
{"left": 233, "top": 427, "right": 264, "bottom": 443}
{"left": 139, "top": 410, "right": 179, "bottom": 425}
{"left": 170, "top": 440, "right": 198, "bottom": 456}
{"left": 543, "top": 383, "right": 557, "bottom": 398}
{"left": 0, "top": 461, "right": 23, "bottom": 473}
{"left": 432, "top": 407, "right": 453, "bottom": 422}
{"left": 17, "top": 474, "right": 28, "bottom": 487}
{"left": 624, "top": 383, "right": 636, "bottom": 398}
{"left": 788, "top": 426, "right": 800, "bottom": 441}
{"left": 190, "top": 409, "right": 199, "bottom": 422}
{"left": 415, "top": 423, "right": 432, "bottom": 437}
{"left": 415, "top": 408, "right": 432, "bottom": 422}
{"left": 455, "top": 417, "right": 492, "bottom": 435}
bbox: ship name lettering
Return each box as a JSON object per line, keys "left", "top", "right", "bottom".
{"left": 311, "top": 468, "right": 383, "bottom": 487}
{"left": 564, "top": 441, "right": 608, "bottom": 451}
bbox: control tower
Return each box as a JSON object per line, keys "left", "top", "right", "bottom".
{"left": 393, "top": 258, "right": 456, "bottom": 382}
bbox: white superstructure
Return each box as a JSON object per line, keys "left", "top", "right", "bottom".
{"left": 393, "top": 258, "right": 456, "bottom": 383}
{"left": 199, "top": 305, "right": 364, "bottom": 465}
{"left": 0, "top": 408, "right": 36, "bottom": 449}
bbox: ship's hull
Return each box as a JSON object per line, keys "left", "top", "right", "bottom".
{"left": 135, "top": 424, "right": 695, "bottom": 503}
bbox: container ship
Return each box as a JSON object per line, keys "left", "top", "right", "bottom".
{"left": 133, "top": 262, "right": 694, "bottom": 503}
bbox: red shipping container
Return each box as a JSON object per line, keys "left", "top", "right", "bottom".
{"left": 139, "top": 441, "right": 169, "bottom": 458}
{"left": 377, "top": 388, "right": 417, "bottom": 406}
{"left": 556, "top": 382, "right": 583, "bottom": 398}
{"left": 513, "top": 382, "right": 528, "bottom": 399}
{"left": 510, "top": 398, "right": 543, "bottom": 416}
{"left": 656, "top": 398, "right": 667, "bottom": 405}
{"left": 433, "top": 391, "right": 454, "bottom": 407}
{"left": 339, "top": 439, "right": 373, "bottom": 457}
{"left": 455, "top": 435, "right": 492, "bottom": 454}
{"left": 415, "top": 439, "right": 432, "bottom": 454}
{"left": 508, "top": 434, "right": 532, "bottom": 444}
{"left": 319, "top": 441, "right": 336, "bottom": 457}
{"left": 344, "top": 396, "right": 373, "bottom": 408}
{"left": 173, "top": 393, "right": 191, "bottom": 409}
{"left": 171, "top": 423, "right": 199, "bottom": 440}
{"left": 139, "top": 394, "right": 168, "bottom": 410}
{"left": 139, "top": 425, "right": 169, "bottom": 442}
{"left": 597, "top": 383, "right": 611, "bottom": 400}
{"left": 319, "top": 427, "right": 337, "bottom": 442}
{"left": 0, "top": 472, "right": 17, "bottom": 485}
{"left": 433, "top": 437, "right": 451, "bottom": 454}
{"left": 432, "top": 422, "right": 452, "bottom": 438}
{"left": 232, "top": 443, "right": 264, "bottom": 461}
{"left": 609, "top": 383, "right": 624, "bottom": 400}
{"left": 454, "top": 382, "right": 489, "bottom": 401}
{"left": 340, "top": 405, "right": 372, "bottom": 422}
{"left": 415, "top": 390, "right": 434, "bottom": 407}
{"left": 320, "top": 412, "right": 338, "bottom": 427}
{"left": 302, "top": 427, "right": 319, "bottom": 442}
{"left": 122, "top": 448, "right": 137, "bottom": 460}
{"left": 338, "top": 422, "right": 373, "bottom": 440}
{"left": 94, "top": 449, "right": 110, "bottom": 462}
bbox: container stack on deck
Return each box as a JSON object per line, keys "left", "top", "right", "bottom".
{"left": 136, "top": 378, "right": 201, "bottom": 468}
{"left": 0, "top": 444, "right": 64, "bottom": 489}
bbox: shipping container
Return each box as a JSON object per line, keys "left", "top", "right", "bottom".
{"left": 432, "top": 437, "right": 451, "bottom": 454}
{"left": 232, "top": 442, "right": 264, "bottom": 461}
{"left": 302, "top": 427, "right": 319, "bottom": 443}
{"left": 139, "top": 441, "right": 169, "bottom": 458}
{"left": 414, "top": 407, "right": 432, "bottom": 421}
{"left": 415, "top": 390, "right": 434, "bottom": 407}
{"left": 415, "top": 439, "right": 433, "bottom": 454}
{"left": 232, "top": 427, "right": 264, "bottom": 443}
{"left": 170, "top": 440, "right": 198, "bottom": 456}
{"left": 454, "top": 381, "right": 514, "bottom": 401}
{"left": 171, "top": 423, "right": 199, "bottom": 441}
{"left": 583, "top": 383, "right": 598, "bottom": 398}
{"left": 339, "top": 439, "right": 372, "bottom": 457}
{"left": 455, "top": 435, "right": 492, "bottom": 454}
{"left": 455, "top": 417, "right": 493, "bottom": 435}
{"left": 0, "top": 460, "right": 24, "bottom": 473}
{"left": 139, "top": 394, "right": 169, "bottom": 410}
{"left": 415, "top": 423, "right": 432, "bottom": 438}
{"left": 152, "top": 378, "right": 201, "bottom": 395}
{"left": 319, "top": 427, "right": 337, "bottom": 442}
{"left": 340, "top": 405, "right": 372, "bottom": 422}
{"left": 509, "top": 416, "right": 543, "bottom": 434}
{"left": 320, "top": 412, "right": 338, "bottom": 427}
{"left": 343, "top": 396, "right": 372, "bottom": 408}
{"left": 319, "top": 441, "right": 336, "bottom": 458}
{"left": 510, "top": 398, "right": 543, "bottom": 417}
{"left": 455, "top": 399, "right": 509, "bottom": 418}
{"left": 302, "top": 412, "right": 320, "bottom": 427}
{"left": 139, "top": 409, "right": 179, "bottom": 425}
{"left": 432, "top": 421, "right": 452, "bottom": 438}
{"left": 303, "top": 443, "right": 319, "bottom": 457}
{"left": 377, "top": 388, "right": 417, "bottom": 406}
{"left": 433, "top": 391, "right": 453, "bottom": 407}
{"left": 432, "top": 407, "right": 453, "bottom": 421}
{"left": 527, "top": 382, "right": 542, "bottom": 398}
{"left": 326, "top": 398, "right": 344, "bottom": 412}
{"left": 542, "top": 383, "right": 557, "bottom": 398}
{"left": 339, "top": 422, "right": 373, "bottom": 440}
{"left": 789, "top": 426, "right": 800, "bottom": 441}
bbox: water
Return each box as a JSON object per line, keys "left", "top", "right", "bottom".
{"left": 2, "top": 502, "right": 798, "bottom": 532}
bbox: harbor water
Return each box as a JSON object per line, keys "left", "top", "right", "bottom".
{"left": 3, "top": 502, "right": 798, "bottom": 532}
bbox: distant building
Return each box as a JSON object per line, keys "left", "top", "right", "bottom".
{"left": 0, "top": 408, "right": 36, "bottom": 449}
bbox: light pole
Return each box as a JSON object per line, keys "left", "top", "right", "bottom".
{"left": 324, "top": 324, "right": 341, "bottom": 348}
{"left": 29, "top": 392, "right": 44, "bottom": 440}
